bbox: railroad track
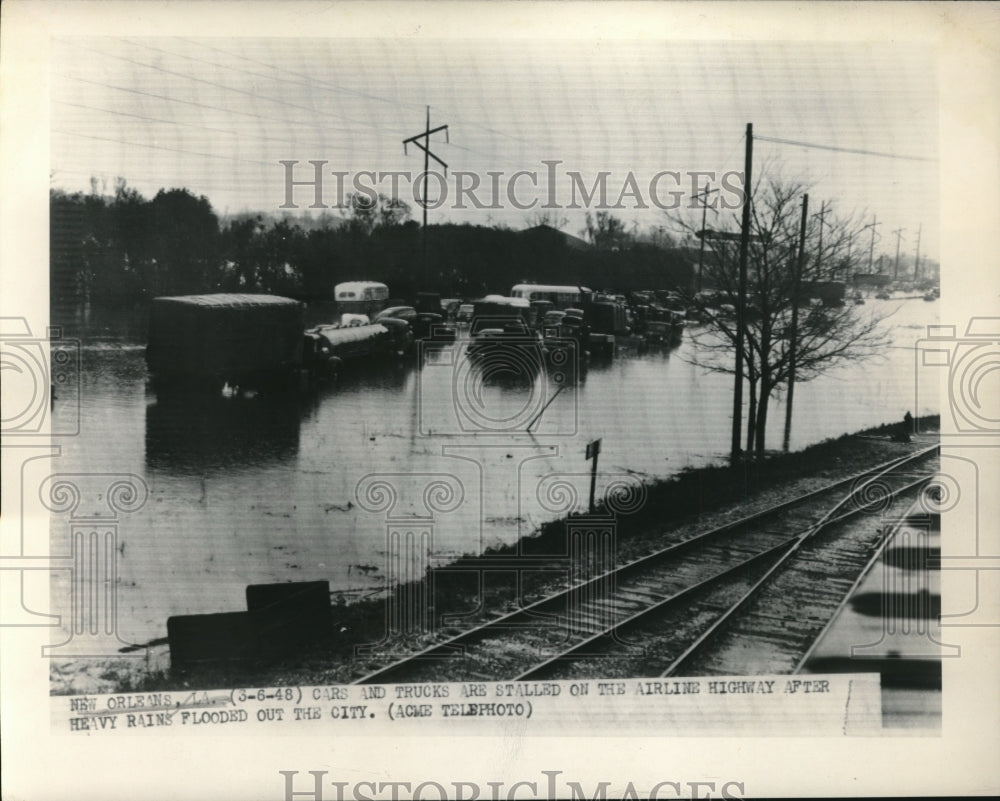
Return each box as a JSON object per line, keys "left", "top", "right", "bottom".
{"left": 655, "top": 471, "right": 936, "bottom": 679}
{"left": 351, "top": 445, "right": 939, "bottom": 685}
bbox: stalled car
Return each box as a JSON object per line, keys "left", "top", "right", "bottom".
{"left": 456, "top": 303, "right": 475, "bottom": 324}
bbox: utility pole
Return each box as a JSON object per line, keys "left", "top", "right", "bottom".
{"left": 842, "top": 231, "right": 855, "bottom": 281}
{"left": 403, "top": 106, "right": 449, "bottom": 289}
{"left": 914, "top": 223, "right": 922, "bottom": 281}
{"left": 892, "top": 227, "right": 905, "bottom": 280}
{"left": 732, "top": 123, "right": 753, "bottom": 462}
{"left": 783, "top": 193, "right": 808, "bottom": 453}
{"left": 812, "top": 200, "right": 830, "bottom": 277}
{"left": 866, "top": 214, "right": 880, "bottom": 272}
{"left": 693, "top": 183, "right": 718, "bottom": 293}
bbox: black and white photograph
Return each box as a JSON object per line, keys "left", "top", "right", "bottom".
{"left": 2, "top": 2, "right": 998, "bottom": 799}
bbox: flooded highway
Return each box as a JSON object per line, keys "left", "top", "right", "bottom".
{"left": 46, "top": 299, "right": 938, "bottom": 646}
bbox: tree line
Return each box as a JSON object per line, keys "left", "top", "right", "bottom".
{"left": 50, "top": 183, "right": 694, "bottom": 307}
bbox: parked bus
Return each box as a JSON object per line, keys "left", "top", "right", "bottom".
{"left": 510, "top": 284, "right": 592, "bottom": 309}
{"left": 334, "top": 281, "right": 390, "bottom": 319}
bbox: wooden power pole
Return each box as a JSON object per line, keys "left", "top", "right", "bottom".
{"left": 403, "top": 107, "right": 449, "bottom": 289}
{"left": 693, "top": 183, "right": 718, "bottom": 293}
{"left": 783, "top": 193, "right": 808, "bottom": 452}
{"left": 892, "top": 227, "right": 905, "bottom": 280}
{"left": 732, "top": 123, "right": 753, "bottom": 462}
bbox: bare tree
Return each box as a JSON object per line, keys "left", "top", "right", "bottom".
{"left": 583, "top": 211, "right": 631, "bottom": 251}
{"left": 525, "top": 210, "right": 570, "bottom": 231}
{"left": 669, "top": 178, "right": 894, "bottom": 458}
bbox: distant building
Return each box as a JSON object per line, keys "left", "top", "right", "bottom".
{"left": 852, "top": 273, "right": 892, "bottom": 288}
{"left": 800, "top": 280, "right": 847, "bottom": 306}
{"left": 518, "top": 224, "right": 591, "bottom": 251}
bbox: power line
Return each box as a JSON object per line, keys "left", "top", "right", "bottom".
{"left": 175, "top": 38, "right": 546, "bottom": 150}
{"left": 57, "top": 41, "right": 502, "bottom": 162}
{"left": 756, "top": 135, "right": 936, "bottom": 163}
{"left": 57, "top": 40, "right": 365, "bottom": 135}
{"left": 56, "top": 38, "right": 739, "bottom": 174}
{"left": 117, "top": 37, "right": 389, "bottom": 133}
{"left": 52, "top": 86, "right": 502, "bottom": 202}
{"left": 51, "top": 129, "right": 275, "bottom": 168}
{"left": 54, "top": 100, "right": 333, "bottom": 152}
{"left": 187, "top": 36, "right": 707, "bottom": 156}
{"left": 175, "top": 37, "right": 429, "bottom": 116}
{"left": 55, "top": 73, "right": 346, "bottom": 133}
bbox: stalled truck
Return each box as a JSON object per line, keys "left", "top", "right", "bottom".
{"left": 146, "top": 294, "right": 307, "bottom": 394}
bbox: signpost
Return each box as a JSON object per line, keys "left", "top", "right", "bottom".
{"left": 586, "top": 438, "right": 602, "bottom": 513}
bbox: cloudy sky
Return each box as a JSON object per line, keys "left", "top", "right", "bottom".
{"left": 51, "top": 36, "right": 939, "bottom": 259}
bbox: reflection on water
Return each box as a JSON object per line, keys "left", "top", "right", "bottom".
{"left": 145, "top": 393, "right": 302, "bottom": 473}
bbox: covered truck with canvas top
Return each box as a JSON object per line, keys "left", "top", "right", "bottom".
{"left": 146, "top": 293, "right": 306, "bottom": 393}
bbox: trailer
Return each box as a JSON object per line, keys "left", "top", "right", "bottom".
{"left": 146, "top": 294, "right": 305, "bottom": 393}
{"left": 308, "top": 319, "right": 413, "bottom": 362}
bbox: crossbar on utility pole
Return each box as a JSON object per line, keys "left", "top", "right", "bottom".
{"left": 783, "top": 193, "right": 809, "bottom": 452}
{"left": 732, "top": 123, "right": 753, "bottom": 462}
{"left": 403, "top": 106, "right": 449, "bottom": 289}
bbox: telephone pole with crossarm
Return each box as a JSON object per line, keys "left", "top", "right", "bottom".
{"left": 403, "top": 107, "right": 449, "bottom": 288}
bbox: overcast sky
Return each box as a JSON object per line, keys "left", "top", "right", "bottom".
{"left": 51, "top": 36, "right": 939, "bottom": 260}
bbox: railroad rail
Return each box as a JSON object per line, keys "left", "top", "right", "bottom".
{"left": 656, "top": 466, "right": 937, "bottom": 678}
{"left": 793, "top": 493, "right": 944, "bottom": 683}
{"left": 351, "top": 445, "right": 939, "bottom": 685}
{"left": 791, "top": 491, "right": 947, "bottom": 735}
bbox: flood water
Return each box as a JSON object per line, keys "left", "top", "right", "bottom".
{"left": 45, "top": 299, "right": 939, "bottom": 647}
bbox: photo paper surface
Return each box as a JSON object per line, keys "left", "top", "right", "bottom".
{"left": 2, "top": 2, "right": 998, "bottom": 799}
